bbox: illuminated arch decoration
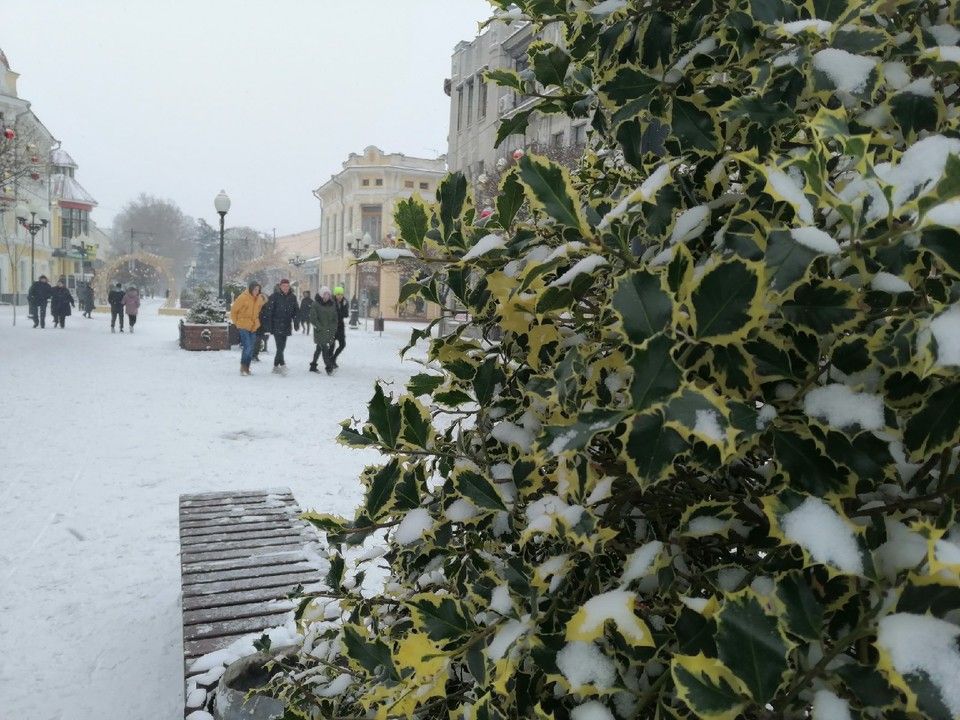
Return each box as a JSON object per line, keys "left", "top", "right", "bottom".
{"left": 231, "top": 251, "right": 308, "bottom": 291}
{"left": 95, "top": 252, "right": 177, "bottom": 308}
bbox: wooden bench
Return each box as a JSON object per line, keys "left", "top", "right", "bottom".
{"left": 179, "top": 488, "right": 325, "bottom": 716}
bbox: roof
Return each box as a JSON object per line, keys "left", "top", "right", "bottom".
{"left": 50, "top": 148, "right": 78, "bottom": 169}
{"left": 0, "top": 48, "right": 9, "bottom": 70}
{"left": 51, "top": 173, "right": 97, "bottom": 207}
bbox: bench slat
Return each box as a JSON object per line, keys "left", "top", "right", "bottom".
{"left": 184, "top": 612, "right": 295, "bottom": 642}
{"left": 181, "top": 520, "right": 303, "bottom": 539}
{"left": 182, "top": 581, "right": 323, "bottom": 612}
{"left": 181, "top": 527, "right": 307, "bottom": 547}
{"left": 183, "top": 599, "right": 297, "bottom": 626}
{"left": 182, "top": 550, "right": 309, "bottom": 574}
{"left": 180, "top": 543, "right": 307, "bottom": 564}
{"left": 182, "top": 570, "right": 322, "bottom": 598}
{"left": 183, "top": 562, "right": 317, "bottom": 586}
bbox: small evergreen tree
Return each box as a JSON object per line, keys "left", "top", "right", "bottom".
{"left": 268, "top": 1, "right": 960, "bottom": 719}
{"left": 185, "top": 287, "right": 225, "bottom": 324}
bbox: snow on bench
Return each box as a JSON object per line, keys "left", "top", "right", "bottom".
{"left": 178, "top": 488, "right": 325, "bottom": 716}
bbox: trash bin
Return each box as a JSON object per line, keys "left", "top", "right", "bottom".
{"left": 373, "top": 317, "right": 385, "bottom": 332}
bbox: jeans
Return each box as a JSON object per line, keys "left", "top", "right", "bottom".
{"left": 111, "top": 308, "right": 124, "bottom": 329}
{"left": 239, "top": 329, "right": 256, "bottom": 366}
{"left": 273, "top": 332, "right": 288, "bottom": 366}
{"left": 311, "top": 342, "right": 334, "bottom": 370}
{"left": 128, "top": 313, "right": 137, "bottom": 329}
{"left": 334, "top": 326, "right": 346, "bottom": 361}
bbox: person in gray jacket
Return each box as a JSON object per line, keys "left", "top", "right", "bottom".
{"left": 309, "top": 286, "right": 339, "bottom": 375}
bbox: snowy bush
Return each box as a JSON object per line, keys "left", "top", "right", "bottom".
{"left": 185, "top": 287, "right": 225, "bottom": 324}
{"left": 272, "top": 1, "right": 960, "bottom": 719}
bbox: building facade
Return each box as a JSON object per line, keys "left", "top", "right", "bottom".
{"left": 0, "top": 47, "right": 56, "bottom": 301}
{"left": 313, "top": 146, "right": 445, "bottom": 320}
{"left": 445, "top": 20, "right": 588, "bottom": 181}
{"left": 273, "top": 227, "right": 321, "bottom": 294}
{"left": 49, "top": 148, "right": 106, "bottom": 290}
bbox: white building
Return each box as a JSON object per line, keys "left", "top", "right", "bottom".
{"left": 445, "top": 19, "right": 588, "bottom": 180}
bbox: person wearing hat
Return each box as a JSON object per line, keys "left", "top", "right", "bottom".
{"left": 108, "top": 282, "right": 126, "bottom": 333}
{"left": 230, "top": 281, "right": 265, "bottom": 375}
{"left": 49, "top": 279, "right": 75, "bottom": 328}
{"left": 123, "top": 285, "right": 141, "bottom": 333}
{"left": 298, "top": 290, "right": 313, "bottom": 335}
{"left": 27, "top": 275, "right": 52, "bottom": 328}
{"left": 332, "top": 286, "right": 349, "bottom": 367}
{"left": 309, "top": 286, "right": 339, "bottom": 375}
{"left": 80, "top": 281, "right": 95, "bottom": 318}
{"left": 265, "top": 278, "right": 300, "bottom": 374}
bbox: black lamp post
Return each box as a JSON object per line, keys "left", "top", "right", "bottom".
{"left": 346, "top": 232, "right": 371, "bottom": 328}
{"left": 16, "top": 201, "right": 50, "bottom": 283}
{"left": 214, "top": 190, "right": 231, "bottom": 300}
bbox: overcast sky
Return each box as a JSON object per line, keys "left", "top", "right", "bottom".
{"left": 2, "top": 1, "right": 491, "bottom": 236}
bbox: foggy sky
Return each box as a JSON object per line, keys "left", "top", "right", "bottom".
{"left": 2, "top": 1, "right": 491, "bottom": 236}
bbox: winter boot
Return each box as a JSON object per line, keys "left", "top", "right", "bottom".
{"left": 308, "top": 364, "right": 319, "bottom": 373}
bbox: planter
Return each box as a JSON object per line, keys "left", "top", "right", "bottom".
{"left": 180, "top": 321, "right": 231, "bottom": 351}
{"left": 213, "top": 650, "right": 288, "bottom": 720}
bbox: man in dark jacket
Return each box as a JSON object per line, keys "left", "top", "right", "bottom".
{"left": 267, "top": 279, "right": 300, "bottom": 374}
{"left": 108, "top": 282, "right": 125, "bottom": 332}
{"left": 332, "top": 286, "right": 349, "bottom": 368}
{"left": 80, "top": 282, "right": 95, "bottom": 318}
{"left": 27, "top": 275, "right": 52, "bottom": 328}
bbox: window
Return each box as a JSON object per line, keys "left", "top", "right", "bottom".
{"left": 375, "top": 178, "right": 383, "bottom": 187}
{"left": 362, "top": 178, "right": 370, "bottom": 187}
{"left": 551, "top": 131, "right": 565, "bottom": 148}
{"left": 478, "top": 80, "right": 488, "bottom": 120}
{"left": 457, "top": 87, "right": 464, "bottom": 131}
{"left": 466, "top": 80, "right": 474, "bottom": 125}
{"left": 60, "top": 208, "right": 89, "bottom": 240}
{"left": 405, "top": 180, "right": 414, "bottom": 189}
{"left": 361, "top": 205, "right": 383, "bottom": 244}
{"left": 419, "top": 182, "right": 429, "bottom": 190}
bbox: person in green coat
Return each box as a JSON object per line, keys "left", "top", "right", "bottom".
{"left": 309, "top": 286, "right": 339, "bottom": 375}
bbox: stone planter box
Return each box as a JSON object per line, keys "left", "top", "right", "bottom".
{"left": 180, "top": 321, "right": 231, "bottom": 351}
{"left": 213, "top": 650, "right": 289, "bottom": 719}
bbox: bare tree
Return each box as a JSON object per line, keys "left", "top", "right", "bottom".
{"left": 110, "top": 194, "right": 196, "bottom": 285}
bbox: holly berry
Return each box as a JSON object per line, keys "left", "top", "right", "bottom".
{"left": 512, "top": 149, "right": 525, "bottom": 160}
{"left": 3, "top": 128, "right": 14, "bottom": 140}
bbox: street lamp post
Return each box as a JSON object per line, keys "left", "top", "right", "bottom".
{"left": 288, "top": 254, "right": 306, "bottom": 291}
{"left": 346, "top": 232, "right": 371, "bottom": 329}
{"left": 16, "top": 201, "right": 50, "bottom": 283}
{"left": 214, "top": 190, "right": 231, "bottom": 300}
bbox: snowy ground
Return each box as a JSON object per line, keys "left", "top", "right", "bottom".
{"left": 0, "top": 300, "right": 423, "bottom": 719}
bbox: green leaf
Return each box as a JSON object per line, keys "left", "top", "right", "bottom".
{"left": 781, "top": 281, "right": 858, "bottom": 334}
{"left": 716, "top": 593, "right": 790, "bottom": 703}
{"left": 671, "top": 99, "right": 719, "bottom": 153}
{"left": 368, "top": 384, "right": 401, "bottom": 449}
{"left": 629, "top": 333, "right": 682, "bottom": 411}
{"left": 764, "top": 230, "right": 819, "bottom": 292}
{"left": 540, "top": 410, "right": 629, "bottom": 454}
{"left": 343, "top": 625, "right": 398, "bottom": 680}
{"left": 456, "top": 470, "right": 507, "bottom": 511}
{"left": 400, "top": 398, "right": 432, "bottom": 449}
{"left": 531, "top": 42, "right": 570, "bottom": 87}
{"left": 921, "top": 227, "right": 960, "bottom": 276}
{"left": 437, "top": 173, "right": 468, "bottom": 242}
{"left": 473, "top": 357, "right": 498, "bottom": 406}
{"left": 408, "top": 373, "right": 444, "bottom": 396}
{"left": 412, "top": 595, "right": 476, "bottom": 642}
{"left": 772, "top": 429, "right": 844, "bottom": 494}
{"left": 496, "top": 170, "right": 525, "bottom": 228}
{"left": 338, "top": 424, "right": 379, "bottom": 447}
{"left": 394, "top": 196, "right": 429, "bottom": 251}
{"left": 812, "top": 0, "right": 849, "bottom": 21}
{"left": 326, "top": 552, "right": 345, "bottom": 590}
{"left": 495, "top": 109, "right": 535, "bottom": 149}
{"left": 365, "top": 460, "right": 400, "bottom": 520}
{"left": 600, "top": 66, "right": 660, "bottom": 105}
{"left": 750, "top": 0, "right": 795, "bottom": 23}
{"left": 835, "top": 663, "right": 900, "bottom": 708}
{"left": 484, "top": 68, "right": 525, "bottom": 93}
{"left": 672, "top": 655, "right": 747, "bottom": 720}
{"left": 691, "top": 260, "right": 762, "bottom": 342}
{"left": 518, "top": 154, "right": 588, "bottom": 232}
{"left": 613, "top": 270, "right": 674, "bottom": 345}
{"left": 624, "top": 411, "right": 687, "bottom": 484}
{"left": 394, "top": 467, "right": 422, "bottom": 511}
{"left": 903, "top": 381, "right": 960, "bottom": 458}
{"left": 891, "top": 91, "right": 939, "bottom": 139}
{"left": 775, "top": 572, "right": 823, "bottom": 640}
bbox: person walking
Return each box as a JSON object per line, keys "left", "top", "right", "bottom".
{"left": 298, "top": 290, "right": 313, "bottom": 335}
{"left": 49, "top": 279, "right": 75, "bottom": 328}
{"left": 309, "top": 286, "right": 339, "bottom": 375}
{"left": 80, "top": 282, "right": 95, "bottom": 318}
{"left": 229, "top": 281, "right": 264, "bottom": 376}
{"left": 108, "top": 282, "right": 125, "bottom": 333}
{"left": 332, "top": 286, "right": 349, "bottom": 368}
{"left": 27, "top": 275, "right": 52, "bottom": 328}
{"left": 265, "top": 278, "right": 299, "bottom": 375}
{"left": 123, "top": 286, "right": 141, "bottom": 333}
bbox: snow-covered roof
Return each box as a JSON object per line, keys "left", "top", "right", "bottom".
{"left": 51, "top": 173, "right": 97, "bottom": 207}
{"left": 50, "top": 148, "right": 78, "bottom": 169}
{"left": 0, "top": 48, "right": 9, "bottom": 71}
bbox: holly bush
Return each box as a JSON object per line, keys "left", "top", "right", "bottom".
{"left": 273, "top": 1, "right": 960, "bottom": 718}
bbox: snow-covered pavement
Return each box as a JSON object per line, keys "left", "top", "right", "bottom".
{"left": 0, "top": 300, "right": 420, "bottom": 719}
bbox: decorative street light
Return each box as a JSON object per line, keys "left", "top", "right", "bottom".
{"left": 16, "top": 201, "right": 50, "bottom": 283}
{"left": 288, "top": 254, "right": 306, "bottom": 270}
{"left": 214, "top": 190, "right": 231, "bottom": 300}
{"left": 346, "top": 232, "right": 371, "bottom": 328}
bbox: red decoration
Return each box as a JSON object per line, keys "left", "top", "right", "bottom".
{"left": 3, "top": 128, "right": 13, "bottom": 140}
{"left": 512, "top": 149, "right": 525, "bottom": 160}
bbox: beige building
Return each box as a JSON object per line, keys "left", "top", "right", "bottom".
{"left": 273, "top": 227, "right": 321, "bottom": 293}
{"left": 313, "top": 145, "right": 446, "bottom": 320}
{"left": 49, "top": 148, "right": 107, "bottom": 290}
{"left": 445, "top": 19, "right": 587, "bottom": 181}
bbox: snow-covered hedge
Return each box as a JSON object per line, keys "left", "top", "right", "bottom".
{"left": 271, "top": 1, "right": 960, "bottom": 718}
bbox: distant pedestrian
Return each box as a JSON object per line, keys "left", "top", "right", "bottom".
{"left": 80, "top": 282, "right": 95, "bottom": 318}
{"left": 266, "top": 278, "right": 299, "bottom": 375}
{"left": 108, "top": 282, "right": 125, "bottom": 333}
{"left": 332, "top": 286, "right": 349, "bottom": 368}
{"left": 27, "top": 275, "right": 52, "bottom": 329}
{"left": 309, "top": 286, "right": 338, "bottom": 375}
{"left": 254, "top": 293, "right": 271, "bottom": 362}
{"left": 122, "top": 286, "right": 141, "bottom": 333}
{"left": 49, "top": 280, "right": 75, "bottom": 328}
{"left": 298, "top": 290, "right": 313, "bottom": 335}
{"left": 230, "top": 281, "right": 264, "bottom": 376}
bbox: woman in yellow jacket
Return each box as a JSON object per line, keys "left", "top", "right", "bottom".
{"left": 229, "top": 281, "right": 264, "bottom": 375}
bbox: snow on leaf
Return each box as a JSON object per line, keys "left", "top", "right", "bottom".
{"left": 781, "top": 496, "right": 864, "bottom": 575}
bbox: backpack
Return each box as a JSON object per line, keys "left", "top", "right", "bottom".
{"left": 258, "top": 298, "right": 273, "bottom": 333}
